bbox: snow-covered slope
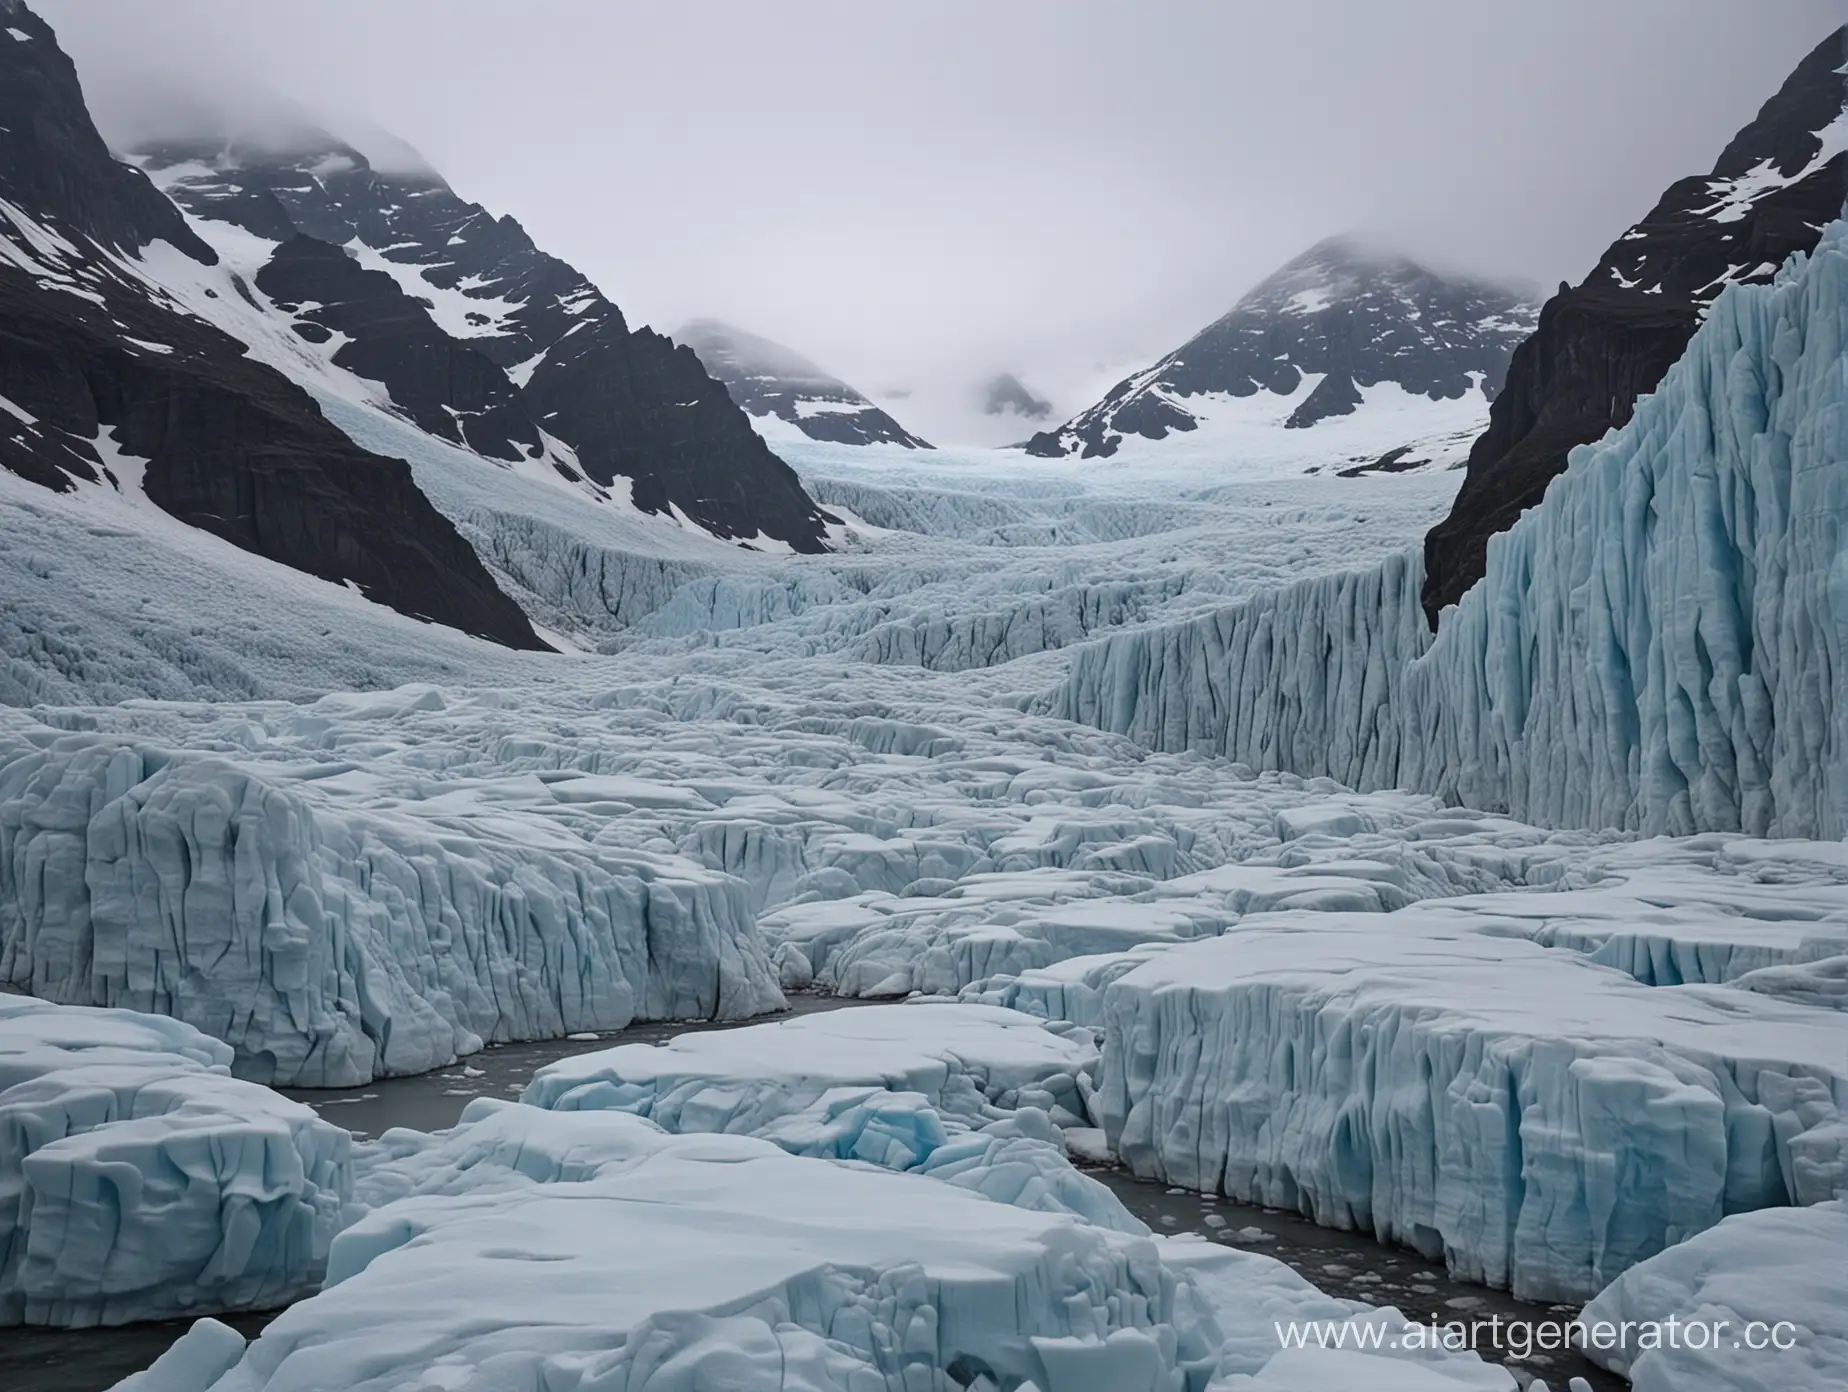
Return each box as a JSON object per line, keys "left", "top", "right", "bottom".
{"left": 0, "top": 4, "right": 546, "bottom": 652}
{"left": 1059, "top": 211, "right": 1848, "bottom": 839}
{"left": 1026, "top": 236, "right": 1536, "bottom": 475}
{"left": 677, "top": 317, "right": 932, "bottom": 448}
{"left": 1422, "top": 25, "right": 1847, "bottom": 620}
{"left": 129, "top": 128, "right": 834, "bottom": 551}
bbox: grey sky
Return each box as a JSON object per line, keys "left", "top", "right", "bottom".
{"left": 37, "top": 0, "right": 1845, "bottom": 444}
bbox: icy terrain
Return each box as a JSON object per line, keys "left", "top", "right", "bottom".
{"left": 118, "top": 1094, "right": 1532, "bottom": 1392}
{"left": 0, "top": 178, "right": 1839, "bottom": 1392}
{"left": 0, "top": 997, "right": 349, "bottom": 1327}
{"left": 1061, "top": 216, "right": 1848, "bottom": 838}
{"left": 1578, "top": 1200, "right": 1848, "bottom": 1391}
{"left": 515, "top": 1003, "right": 1142, "bottom": 1231}
{"left": 1092, "top": 905, "right": 1847, "bottom": 1303}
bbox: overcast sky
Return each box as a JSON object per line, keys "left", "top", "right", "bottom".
{"left": 38, "top": 0, "right": 1846, "bottom": 443}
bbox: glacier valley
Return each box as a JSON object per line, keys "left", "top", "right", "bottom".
{"left": 2, "top": 200, "right": 1845, "bottom": 1392}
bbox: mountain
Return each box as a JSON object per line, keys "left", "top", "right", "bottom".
{"left": 676, "top": 319, "right": 930, "bottom": 449}
{"left": 983, "top": 373, "right": 1051, "bottom": 421}
{"left": 1420, "top": 25, "right": 1848, "bottom": 625}
{"left": 129, "top": 131, "right": 834, "bottom": 551}
{"left": 1025, "top": 238, "right": 1537, "bottom": 472}
{"left": 0, "top": 0, "right": 545, "bottom": 650}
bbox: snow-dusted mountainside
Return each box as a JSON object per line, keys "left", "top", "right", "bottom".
{"left": 1025, "top": 237, "right": 1536, "bottom": 473}
{"left": 677, "top": 318, "right": 931, "bottom": 449}
{"left": 0, "top": 3, "right": 545, "bottom": 651}
{"left": 128, "top": 130, "right": 833, "bottom": 552}
{"left": 1421, "top": 24, "right": 1847, "bottom": 622}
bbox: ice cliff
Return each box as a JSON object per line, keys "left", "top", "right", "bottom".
{"left": 0, "top": 710, "right": 783, "bottom": 1086}
{"left": 1058, "top": 214, "right": 1848, "bottom": 838}
{"left": 1093, "top": 910, "right": 1848, "bottom": 1303}
{"left": 0, "top": 997, "right": 349, "bottom": 1326}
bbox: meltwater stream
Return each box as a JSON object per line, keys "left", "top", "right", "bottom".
{"left": 6, "top": 996, "right": 1622, "bottom": 1392}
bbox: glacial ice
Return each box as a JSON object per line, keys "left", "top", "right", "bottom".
{"left": 1060, "top": 215, "right": 1848, "bottom": 838}
{"left": 518, "top": 1002, "right": 1143, "bottom": 1230}
{"left": 1094, "top": 909, "right": 1848, "bottom": 1302}
{"left": 138, "top": 1103, "right": 1229, "bottom": 1392}
{"left": 1577, "top": 1199, "right": 1848, "bottom": 1391}
{"left": 1161, "top": 1239, "right": 1517, "bottom": 1390}
{"left": 0, "top": 996, "right": 350, "bottom": 1327}
{"left": 0, "top": 701, "right": 784, "bottom": 1086}
{"left": 0, "top": 176, "right": 1840, "bottom": 1382}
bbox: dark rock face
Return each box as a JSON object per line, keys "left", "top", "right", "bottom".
{"left": 136, "top": 138, "right": 835, "bottom": 546}
{"left": 677, "top": 319, "right": 932, "bottom": 449}
{"left": 0, "top": 2, "right": 545, "bottom": 651}
{"left": 1420, "top": 25, "right": 1848, "bottom": 626}
{"left": 1027, "top": 238, "right": 1536, "bottom": 459}
{"left": 0, "top": 1, "right": 214, "bottom": 263}
{"left": 0, "top": 263, "right": 546, "bottom": 651}
{"left": 983, "top": 373, "right": 1051, "bottom": 421}
{"left": 254, "top": 234, "right": 541, "bottom": 462}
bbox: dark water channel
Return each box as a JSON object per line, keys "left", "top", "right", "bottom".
{"left": 6, "top": 996, "right": 1619, "bottom": 1392}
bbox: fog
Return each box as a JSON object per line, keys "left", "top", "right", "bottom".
{"left": 37, "top": 0, "right": 1843, "bottom": 443}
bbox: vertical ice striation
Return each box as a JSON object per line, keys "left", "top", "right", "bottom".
{"left": 1056, "top": 552, "right": 1431, "bottom": 790}
{"left": 0, "top": 721, "right": 783, "bottom": 1086}
{"left": 0, "top": 997, "right": 350, "bottom": 1327}
{"left": 1092, "top": 912, "right": 1848, "bottom": 1303}
{"left": 1057, "top": 215, "right": 1848, "bottom": 838}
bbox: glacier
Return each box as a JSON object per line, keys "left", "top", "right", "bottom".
{"left": 1577, "top": 1199, "right": 1848, "bottom": 1391}
{"left": 117, "top": 1098, "right": 1526, "bottom": 1392}
{"left": 0, "top": 996, "right": 350, "bottom": 1327}
{"left": 0, "top": 152, "right": 1838, "bottom": 1392}
{"left": 515, "top": 1002, "right": 1142, "bottom": 1231}
{"left": 0, "top": 698, "right": 784, "bottom": 1087}
{"left": 1059, "top": 214, "right": 1848, "bottom": 839}
{"left": 130, "top": 1103, "right": 1230, "bottom": 1392}
{"left": 1093, "top": 908, "right": 1848, "bottom": 1302}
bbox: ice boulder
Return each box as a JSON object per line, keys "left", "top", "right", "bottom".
{"left": 1095, "top": 910, "right": 1848, "bottom": 1302}
{"left": 147, "top": 1105, "right": 1225, "bottom": 1392}
{"left": 1579, "top": 1200, "right": 1848, "bottom": 1392}
{"left": 524, "top": 1002, "right": 1100, "bottom": 1129}
{"left": 0, "top": 997, "right": 350, "bottom": 1327}
{"left": 1161, "top": 1240, "right": 1518, "bottom": 1390}
{"left": 518, "top": 1003, "right": 1141, "bottom": 1230}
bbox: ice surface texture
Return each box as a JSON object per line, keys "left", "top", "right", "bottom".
{"left": 1061, "top": 217, "right": 1848, "bottom": 838}
{"left": 0, "top": 703, "right": 783, "bottom": 1086}
{"left": 142, "top": 1102, "right": 1227, "bottom": 1392}
{"left": 1578, "top": 1199, "right": 1848, "bottom": 1391}
{"left": 519, "top": 1002, "right": 1142, "bottom": 1231}
{"left": 1094, "top": 909, "right": 1848, "bottom": 1303}
{"left": 0, "top": 996, "right": 349, "bottom": 1327}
